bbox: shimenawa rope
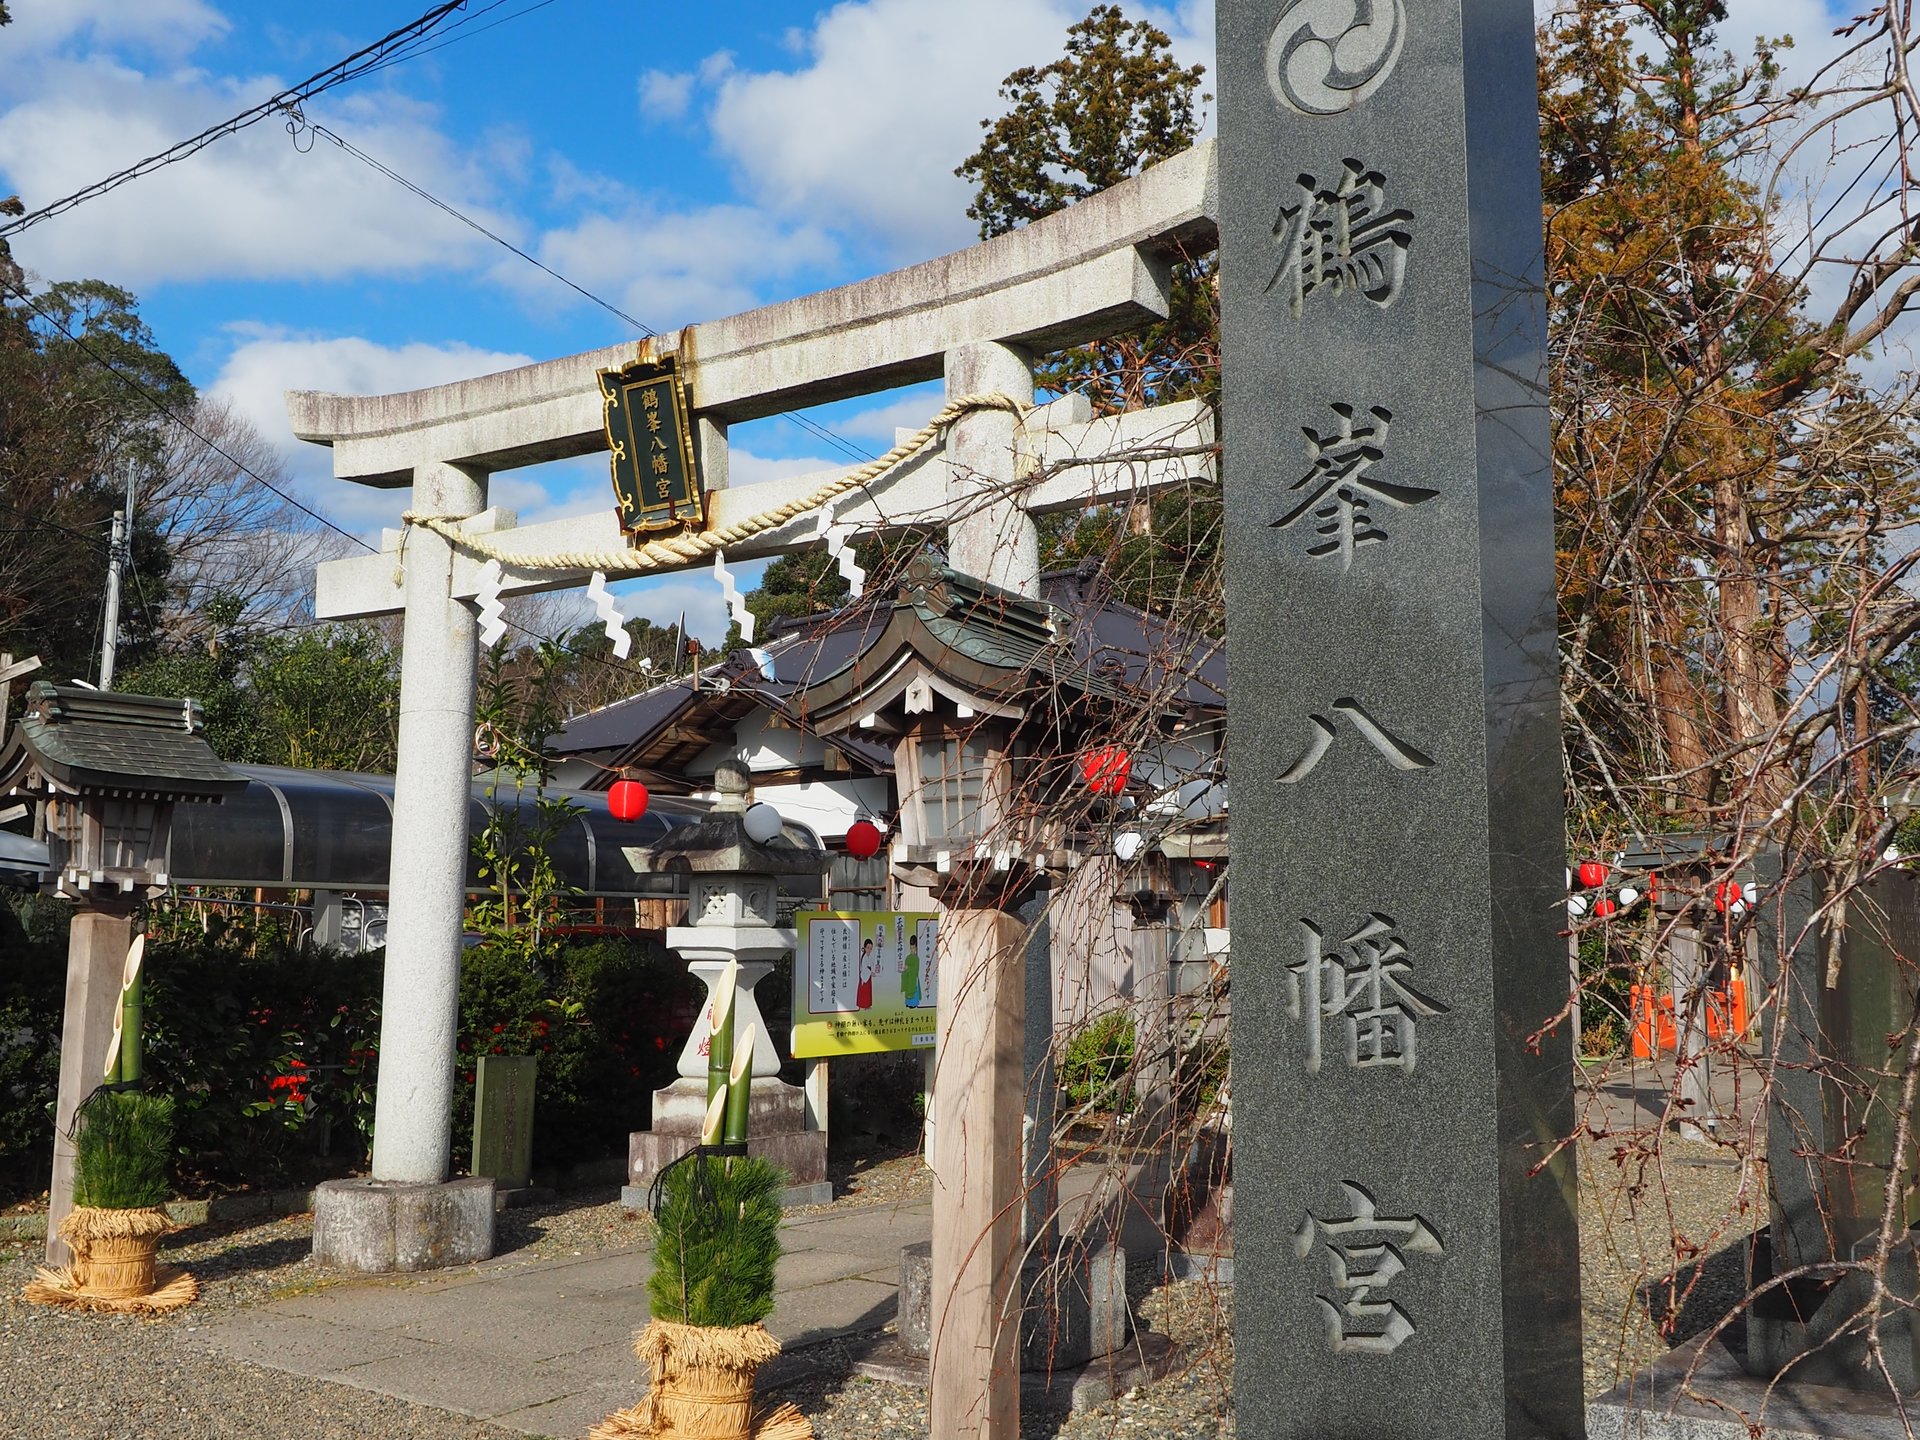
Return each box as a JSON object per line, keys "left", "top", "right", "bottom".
{"left": 401, "top": 392, "right": 1028, "bottom": 575}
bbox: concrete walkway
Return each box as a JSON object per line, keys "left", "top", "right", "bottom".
{"left": 184, "top": 1199, "right": 931, "bottom": 1439}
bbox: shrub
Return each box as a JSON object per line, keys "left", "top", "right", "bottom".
{"left": 648, "top": 1155, "right": 785, "bottom": 1327}
{"left": 1059, "top": 1010, "right": 1137, "bottom": 1113}
{"left": 455, "top": 934, "right": 697, "bottom": 1171}
{"left": 0, "top": 894, "right": 72, "bottom": 1205}
{"left": 142, "top": 907, "right": 384, "bottom": 1186}
{"left": 5, "top": 902, "right": 704, "bottom": 1198}
{"left": 73, "top": 1091, "right": 174, "bottom": 1209}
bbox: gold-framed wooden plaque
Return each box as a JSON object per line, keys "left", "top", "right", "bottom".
{"left": 597, "top": 355, "right": 705, "bottom": 534}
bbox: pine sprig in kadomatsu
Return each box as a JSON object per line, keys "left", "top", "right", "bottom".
{"left": 72, "top": 1090, "right": 174, "bottom": 1210}
{"left": 647, "top": 1155, "right": 784, "bottom": 1329}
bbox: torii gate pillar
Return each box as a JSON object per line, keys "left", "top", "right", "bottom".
{"left": 371, "top": 460, "right": 486, "bottom": 1184}
{"left": 310, "top": 460, "right": 499, "bottom": 1272}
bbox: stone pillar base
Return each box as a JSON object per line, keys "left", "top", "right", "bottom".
{"left": 627, "top": 1076, "right": 828, "bottom": 1207}
{"left": 896, "top": 1238, "right": 1130, "bottom": 1371}
{"left": 312, "top": 1177, "right": 496, "bottom": 1273}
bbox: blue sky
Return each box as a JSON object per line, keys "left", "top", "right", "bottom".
{"left": 0, "top": 0, "right": 1216, "bottom": 640}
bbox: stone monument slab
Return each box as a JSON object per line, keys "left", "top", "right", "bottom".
{"left": 472, "top": 1053, "right": 537, "bottom": 1191}
{"left": 1217, "top": 0, "right": 1584, "bottom": 1432}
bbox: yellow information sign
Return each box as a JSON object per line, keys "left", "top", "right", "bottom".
{"left": 790, "top": 910, "right": 938, "bottom": 1059}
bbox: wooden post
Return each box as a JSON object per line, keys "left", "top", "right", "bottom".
{"left": 0, "top": 653, "right": 42, "bottom": 750}
{"left": 47, "top": 903, "right": 135, "bottom": 1265}
{"left": 802, "top": 1058, "right": 829, "bottom": 1133}
{"left": 929, "top": 908, "right": 1024, "bottom": 1440}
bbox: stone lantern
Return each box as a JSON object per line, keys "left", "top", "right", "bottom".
{"left": 622, "top": 758, "right": 832, "bottom": 1207}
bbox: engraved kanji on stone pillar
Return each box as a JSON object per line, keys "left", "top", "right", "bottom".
{"left": 1286, "top": 913, "right": 1447, "bottom": 1073}
{"left": 1295, "top": 1182, "right": 1444, "bottom": 1354}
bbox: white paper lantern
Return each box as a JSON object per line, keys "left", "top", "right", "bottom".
{"left": 742, "top": 802, "right": 784, "bottom": 844}
{"left": 1113, "top": 830, "right": 1146, "bottom": 862}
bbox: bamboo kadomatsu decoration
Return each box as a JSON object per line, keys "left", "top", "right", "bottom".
{"left": 24, "top": 1205, "right": 198, "bottom": 1314}
{"left": 24, "top": 1086, "right": 197, "bottom": 1314}
{"left": 591, "top": 960, "right": 809, "bottom": 1440}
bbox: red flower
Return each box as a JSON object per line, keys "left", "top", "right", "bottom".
{"left": 491, "top": 1023, "right": 504, "bottom": 1034}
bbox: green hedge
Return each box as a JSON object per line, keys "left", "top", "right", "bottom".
{"left": 0, "top": 895, "right": 69, "bottom": 1204}
{"left": 1059, "top": 1010, "right": 1137, "bottom": 1114}
{"left": 0, "top": 898, "right": 698, "bottom": 1203}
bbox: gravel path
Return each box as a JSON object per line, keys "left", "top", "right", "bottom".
{"left": 0, "top": 1135, "right": 1747, "bottom": 1440}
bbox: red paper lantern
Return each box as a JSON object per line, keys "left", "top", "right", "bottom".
{"left": 608, "top": 778, "right": 650, "bottom": 822}
{"left": 1575, "top": 860, "right": 1610, "bottom": 889}
{"left": 1591, "top": 896, "right": 1618, "bottom": 918}
{"left": 1080, "top": 745, "right": 1132, "bottom": 795}
{"left": 845, "top": 819, "right": 883, "bottom": 860}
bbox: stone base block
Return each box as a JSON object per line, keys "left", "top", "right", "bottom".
{"left": 1166, "top": 1251, "right": 1234, "bottom": 1285}
{"left": 650, "top": 1076, "right": 809, "bottom": 1133}
{"left": 621, "top": 1179, "right": 832, "bottom": 1211}
{"left": 628, "top": 1127, "right": 828, "bottom": 1194}
{"left": 493, "top": 1185, "right": 556, "bottom": 1213}
{"left": 896, "top": 1238, "right": 1130, "bottom": 1372}
{"left": 1588, "top": 1335, "right": 1918, "bottom": 1439}
{"left": 851, "top": 1330, "right": 1181, "bottom": 1414}
{"left": 312, "top": 1177, "right": 495, "bottom": 1273}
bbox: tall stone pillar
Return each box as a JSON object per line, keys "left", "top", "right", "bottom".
{"left": 929, "top": 339, "right": 1035, "bottom": 1440}
{"left": 930, "top": 908, "right": 1025, "bottom": 1440}
{"left": 312, "top": 460, "right": 496, "bottom": 1273}
{"left": 371, "top": 459, "right": 487, "bottom": 1185}
{"left": 1217, "top": 0, "right": 1584, "bottom": 1432}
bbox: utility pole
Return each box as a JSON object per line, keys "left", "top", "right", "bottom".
{"left": 98, "top": 460, "right": 133, "bottom": 691}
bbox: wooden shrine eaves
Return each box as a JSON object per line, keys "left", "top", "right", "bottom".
{"left": 285, "top": 142, "right": 1218, "bottom": 486}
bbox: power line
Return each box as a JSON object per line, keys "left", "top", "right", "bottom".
{"left": 357, "top": 0, "right": 565, "bottom": 78}
{"left": 302, "top": 120, "right": 651, "bottom": 334}
{"left": 3, "top": 282, "right": 375, "bottom": 554}
{"left": 0, "top": 1, "right": 473, "bottom": 240}
{"left": 0, "top": 496, "right": 111, "bottom": 550}
{"left": 290, "top": 119, "right": 877, "bottom": 468}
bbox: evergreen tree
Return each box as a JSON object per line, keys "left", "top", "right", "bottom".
{"left": 1541, "top": 0, "right": 1920, "bottom": 826}
{"left": 955, "top": 5, "right": 1219, "bottom": 616}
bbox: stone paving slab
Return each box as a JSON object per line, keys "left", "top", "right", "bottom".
{"left": 775, "top": 1246, "right": 900, "bottom": 1290}
{"left": 377, "top": 1287, "right": 653, "bottom": 1363}
{"left": 492, "top": 1378, "right": 647, "bottom": 1439}
{"left": 539, "top": 1337, "right": 648, "bottom": 1389}
{"left": 321, "top": 1343, "right": 580, "bottom": 1419}
{"left": 192, "top": 1310, "right": 439, "bottom": 1372}
{"left": 187, "top": 1201, "right": 931, "bottom": 1435}
{"left": 765, "top": 1276, "right": 898, "bottom": 1346}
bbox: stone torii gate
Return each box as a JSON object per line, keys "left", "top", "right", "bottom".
{"left": 293, "top": 142, "right": 1217, "bottom": 1440}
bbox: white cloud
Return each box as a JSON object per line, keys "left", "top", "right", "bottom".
{"left": 610, "top": 571, "right": 750, "bottom": 648}
{"left": 639, "top": 69, "right": 695, "bottom": 121}
{"left": 704, "top": 0, "right": 1213, "bottom": 261}
{"left": 835, "top": 388, "right": 943, "bottom": 442}
{"left": 2, "top": 0, "right": 228, "bottom": 61}
{"left": 208, "top": 327, "right": 539, "bottom": 534}
{"left": 501, "top": 202, "right": 839, "bottom": 331}
{"left": 727, "top": 446, "right": 846, "bottom": 487}
{"left": 0, "top": 59, "right": 516, "bottom": 288}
